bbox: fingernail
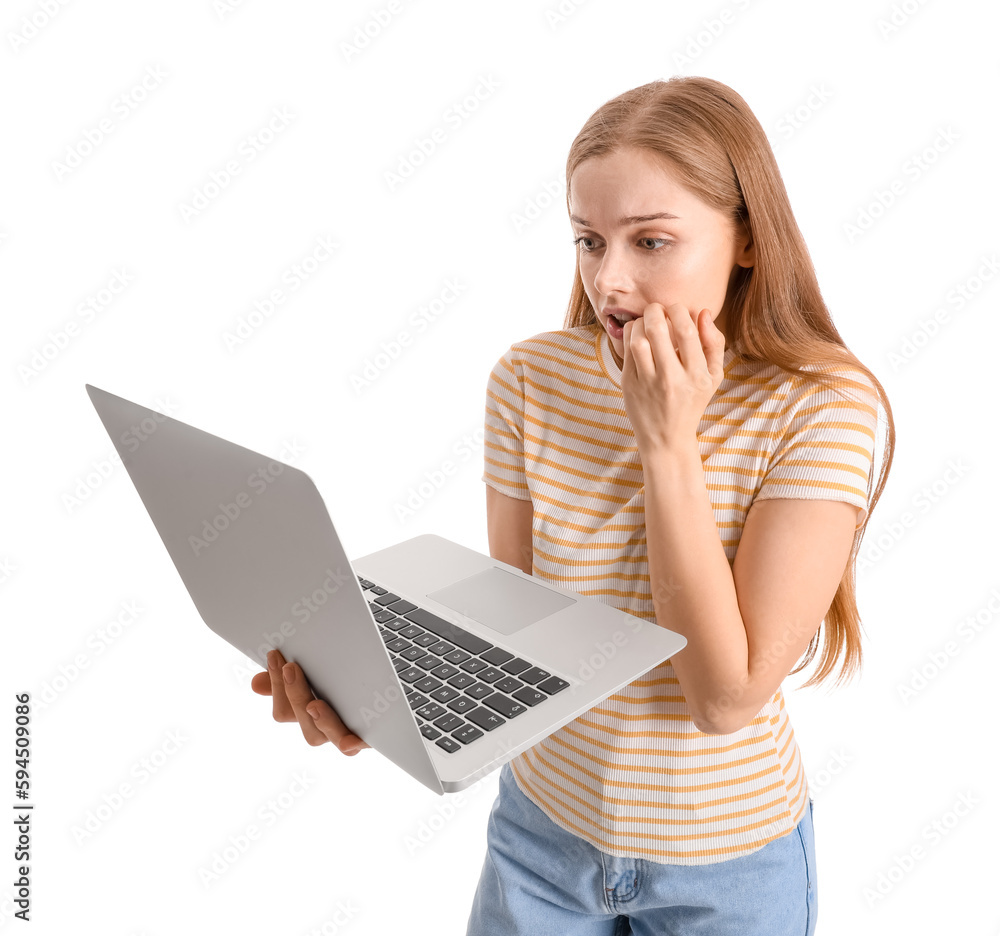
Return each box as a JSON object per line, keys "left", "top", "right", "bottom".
{"left": 282, "top": 664, "right": 293, "bottom": 684}
{"left": 267, "top": 651, "right": 276, "bottom": 670}
{"left": 306, "top": 705, "right": 319, "bottom": 719}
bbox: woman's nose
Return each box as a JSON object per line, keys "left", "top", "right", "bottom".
{"left": 593, "top": 245, "right": 631, "bottom": 296}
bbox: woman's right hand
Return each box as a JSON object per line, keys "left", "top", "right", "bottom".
{"left": 250, "top": 648, "right": 371, "bottom": 756}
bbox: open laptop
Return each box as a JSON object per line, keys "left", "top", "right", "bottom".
{"left": 85, "top": 384, "right": 686, "bottom": 794}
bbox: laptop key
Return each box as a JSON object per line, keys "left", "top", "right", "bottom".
{"left": 383, "top": 618, "right": 410, "bottom": 631}
{"left": 444, "top": 649, "right": 471, "bottom": 665}
{"left": 537, "top": 676, "right": 569, "bottom": 695}
{"left": 398, "top": 624, "right": 425, "bottom": 639}
{"left": 464, "top": 683, "right": 494, "bottom": 700}
{"left": 493, "top": 677, "right": 524, "bottom": 694}
{"left": 428, "top": 641, "right": 455, "bottom": 656}
{"left": 447, "top": 673, "right": 476, "bottom": 690}
{"left": 476, "top": 667, "right": 504, "bottom": 683}
{"left": 500, "top": 657, "right": 531, "bottom": 675}
{"left": 459, "top": 658, "right": 488, "bottom": 674}
{"left": 400, "top": 647, "right": 428, "bottom": 661}
{"left": 430, "top": 686, "right": 461, "bottom": 703}
{"left": 414, "top": 676, "right": 442, "bottom": 693}
{"left": 412, "top": 633, "right": 440, "bottom": 647}
{"left": 420, "top": 725, "right": 441, "bottom": 740}
{"left": 481, "top": 647, "right": 514, "bottom": 666}
{"left": 386, "top": 637, "right": 412, "bottom": 652}
{"left": 466, "top": 707, "right": 506, "bottom": 731}
{"left": 398, "top": 667, "right": 424, "bottom": 683}
{"left": 447, "top": 697, "right": 477, "bottom": 714}
{"left": 416, "top": 702, "right": 448, "bottom": 720}
{"left": 519, "top": 667, "right": 551, "bottom": 685}
{"left": 415, "top": 655, "right": 444, "bottom": 671}
{"left": 370, "top": 586, "right": 388, "bottom": 596}
{"left": 392, "top": 659, "right": 409, "bottom": 672}
{"left": 373, "top": 593, "right": 401, "bottom": 605}
{"left": 373, "top": 610, "right": 397, "bottom": 624}
{"left": 387, "top": 598, "right": 418, "bottom": 614}
{"left": 431, "top": 663, "right": 460, "bottom": 680}
{"left": 482, "top": 694, "right": 527, "bottom": 719}
{"left": 408, "top": 693, "right": 430, "bottom": 710}
{"left": 452, "top": 724, "right": 484, "bottom": 745}
{"left": 358, "top": 577, "right": 375, "bottom": 589}
{"left": 435, "top": 736, "right": 461, "bottom": 753}
{"left": 433, "top": 714, "right": 464, "bottom": 732}
{"left": 512, "top": 687, "right": 547, "bottom": 707}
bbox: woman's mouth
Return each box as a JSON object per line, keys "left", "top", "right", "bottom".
{"left": 605, "top": 309, "right": 638, "bottom": 340}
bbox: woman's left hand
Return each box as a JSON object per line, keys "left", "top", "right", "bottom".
{"left": 621, "top": 302, "right": 726, "bottom": 455}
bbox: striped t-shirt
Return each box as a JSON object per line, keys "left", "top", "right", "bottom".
{"left": 481, "top": 321, "right": 878, "bottom": 865}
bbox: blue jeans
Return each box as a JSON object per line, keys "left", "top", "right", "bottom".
{"left": 466, "top": 763, "right": 817, "bottom": 936}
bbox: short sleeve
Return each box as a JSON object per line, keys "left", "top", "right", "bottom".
{"left": 481, "top": 347, "right": 531, "bottom": 501}
{"left": 755, "top": 368, "right": 879, "bottom": 529}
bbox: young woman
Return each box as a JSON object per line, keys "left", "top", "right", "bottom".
{"left": 253, "top": 76, "right": 895, "bottom": 935}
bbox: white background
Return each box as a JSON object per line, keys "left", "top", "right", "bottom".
{"left": 2, "top": 0, "right": 998, "bottom": 933}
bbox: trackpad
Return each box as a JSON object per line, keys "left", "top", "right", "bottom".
{"left": 427, "top": 567, "right": 576, "bottom": 636}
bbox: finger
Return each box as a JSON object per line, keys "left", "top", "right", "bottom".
{"left": 621, "top": 317, "right": 635, "bottom": 382}
{"left": 251, "top": 669, "right": 272, "bottom": 695}
{"left": 304, "top": 699, "right": 371, "bottom": 755}
{"left": 663, "top": 303, "right": 701, "bottom": 366}
{"left": 266, "top": 649, "right": 297, "bottom": 722}
{"left": 622, "top": 317, "right": 653, "bottom": 383}
{"left": 638, "top": 304, "right": 679, "bottom": 370}
{"left": 281, "top": 659, "right": 336, "bottom": 747}
{"left": 700, "top": 309, "right": 727, "bottom": 381}
{"left": 624, "top": 313, "right": 656, "bottom": 377}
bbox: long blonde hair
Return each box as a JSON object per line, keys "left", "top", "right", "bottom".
{"left": 563, "top": 77, "right": 895, "bottom": 687}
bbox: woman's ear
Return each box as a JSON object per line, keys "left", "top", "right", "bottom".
{"left": 735, "top": 218, "right": 755, "bottom": 268}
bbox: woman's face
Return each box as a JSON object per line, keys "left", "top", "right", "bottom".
{"left": 568, "top": 147, "right": 754, "bottom": 368}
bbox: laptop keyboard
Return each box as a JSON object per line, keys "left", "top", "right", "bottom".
{"left": 357, "top": 575, "right": 569, "bottom": 754}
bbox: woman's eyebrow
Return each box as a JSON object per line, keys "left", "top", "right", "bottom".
{"left": 569, "top": 211, "right": 681, "bottom": 226}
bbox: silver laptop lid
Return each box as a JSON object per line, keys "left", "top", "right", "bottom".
{"left": 86, "top": 384, "right": 441, "bottom": 793}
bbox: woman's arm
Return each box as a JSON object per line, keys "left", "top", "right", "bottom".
{"left": 643, "top": 444, "right": 858, "bottom": 734}
{"left": 486, "top": 485, "right": 533, "bottom": 575}
{"left": 620, "top": 303, "right": 868, "bottom": 735}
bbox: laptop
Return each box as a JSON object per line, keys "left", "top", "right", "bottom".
{"left": 85, "top": 384, "right": 686, "bottom": 794}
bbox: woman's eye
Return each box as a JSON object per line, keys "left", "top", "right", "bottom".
{"left": 572, "top": 235, "right": 669, "bottom": 251}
